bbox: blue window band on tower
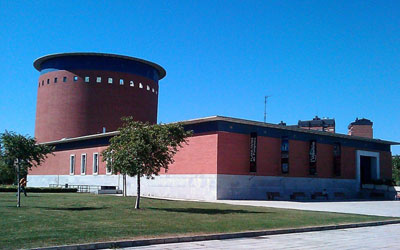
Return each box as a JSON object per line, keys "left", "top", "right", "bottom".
{"left": 34, "top": 53, "right": 166, "bottom": 82}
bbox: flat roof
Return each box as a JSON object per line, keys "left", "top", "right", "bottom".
{"left": 181, "top": 116, "right": 399, "bottom": 145}
{"left": 33, "top": 52, "right": 166, "bottom": 80}
{"left": 41, "top": 116, "right": 399, "bottom": 146}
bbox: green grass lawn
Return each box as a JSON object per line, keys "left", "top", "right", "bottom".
{"left": 0, "top": 193, "right": 394, "bottom": 249}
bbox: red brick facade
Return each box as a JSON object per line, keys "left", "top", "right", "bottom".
{"left": 348, "top": 125, "right": 373, "bottom": 138}
{"left": 35, "top": 70, "right": 158, "bottom": 143}
{"left": 30, "top": 131, "right": 392, "bottom": 181}
{"left": 159, "top": 133, "right": 218, "bottom": 174}
{"left": 214, "top": 132, "right": 389, "bottom": 179}
{"left": 29, "top": 146, "right": 108, "bottom": 175}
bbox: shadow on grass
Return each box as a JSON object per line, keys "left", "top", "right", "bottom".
{"left": 149, "top": 207, "right": 270, "bottom": 214}
{"left": 0, "top": 199, "right": 20, "bottom": 202}
{"left": 3, "top": 206, "right": 107, "bottom": 211}
{"left": 44, "top": 207, "right": 107, "bottom": 211}
{"left": 0, "top": 194, "right": 42, "bottom": 198}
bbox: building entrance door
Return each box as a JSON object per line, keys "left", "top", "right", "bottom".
{"left": 360, "top": 156, "right": 372, "bottom": 185}
{"left": 356, "top": 150, "right": 380, "bottom": 191}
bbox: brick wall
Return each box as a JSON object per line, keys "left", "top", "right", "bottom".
{"left": 380, "top": 151, "right": 393, "bottom": 179}
{"left": 216, "top": 132, "right": 361, "bottom": 179}
{"left": 159, "top": 132, "right": 218, "bottom": 174}
{"left": 29, "top": 146, "right": 108, "bottom": 175}
{"left": 29, "top": 131, "right": 391, "bottom": 182}
{"left": 35, "top": 70, "right": 158, "bottom": 143}
{"left": 348, "top": 125, "right": 373, "bottom": 138}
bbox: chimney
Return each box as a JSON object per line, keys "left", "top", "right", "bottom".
{"left": 348, "top": 118, "right": 373, "bottom": 138}
{"left": 278, "top": 121, "right": 286, "bottom": 126}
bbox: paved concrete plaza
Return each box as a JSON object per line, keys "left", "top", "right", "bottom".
{"left": 107, "top": 199, "right": 400, "bottom": 250}
{"left": 215, "top": 200, "right": 400, "bottom": 217}
{"left": 114, "top": 224, "right": 400, "bottom": 250}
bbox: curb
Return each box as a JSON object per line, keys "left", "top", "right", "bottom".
{"left": 33, "top": 219, "right": 400, "bottom": 250}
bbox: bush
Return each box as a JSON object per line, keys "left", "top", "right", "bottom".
{"left": 0, "top": 185, "right": 77, "bottom": 193}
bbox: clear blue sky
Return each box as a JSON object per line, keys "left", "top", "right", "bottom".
{"left": 0, "top": 1, "right": 399, "bottom": 154}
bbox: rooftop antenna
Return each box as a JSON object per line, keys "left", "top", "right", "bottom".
{"left": 264, "top": 96, "right": 272, "bottom": 123}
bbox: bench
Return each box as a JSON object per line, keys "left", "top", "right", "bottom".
{"left": 98, "top": 186, "right": 122, "bottom": 194}
{"left": 311, "top": 192, "right": 328, "bottom": 200}
{"left": 267, "top": 192, "right": 280, "bottom": 200}
{"left": 334, "top": 192, "right": 345, "bottom": 199}
{"left": 370, "top": 192, "right": 385, "bottom": 198}
{"left": 290, "top": 192, "right": 306, "bottom": 200}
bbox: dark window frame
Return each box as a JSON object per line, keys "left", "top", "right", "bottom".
{"left": 309, "top": 140, "right": 317, "bottom": 175}
{"left": 281, "top": 136, "right": 289, "bottom": 174}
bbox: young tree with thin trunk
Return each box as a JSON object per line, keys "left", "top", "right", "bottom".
{"left": 101, "top": 117, "right": 192, "bottom": 209}
{"left": 0, "top": 131, "right": 53, "bottom": 207}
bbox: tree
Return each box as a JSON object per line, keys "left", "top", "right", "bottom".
{"left": 0, "top": 131, "right": 53, "bottom": 207}
{"left": 393, "top": 155, "right": 400, "bottom": 185}
{"left": 101, "top": 117, "right": 192, "bottom": 209}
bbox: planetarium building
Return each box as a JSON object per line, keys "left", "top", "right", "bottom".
{"left": 29, "top": 52, "right": 398, "bottom": 201}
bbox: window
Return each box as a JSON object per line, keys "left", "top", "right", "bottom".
{"left": 93, "top": 153, "right": 99, "bottom": 175}
{"left": 309, "top": 140, "right": 317, "bottom": 175}
{"left": 119, "top": 79, "right": 124, "bottom": 85}
{"left": 47, "top": 79, "right": 50, "bottom": 84}
{"left": 152, "top": 88, "right": 155, "bottom": 93}
{"left": 281, "top": 137, "right": 289, "bottom": 174}
{"left": 106, "top": 159, "right": 112, "bottom": 175}
{"left": 85, "top": 77, "right": 90, "bottom": 83}
{"left": 146, "top": 85, "right": 150, "bottom": 91}
{"left": 108, "top": 78, "right": 113, "bottom": 84}
{"left": 74, "top": 76, "right": 78, "bottom": 82}
{"left": 155, "top": 90, "right": 158, "bottom": 95}
{"left": 129, "top": 81, "right": 134, "bottom": 87}
{"left": 249, "top": 132, "right": 257, "bottom": 172}
{"left": 63, "top": 77, "right": 67, "bottom": 82}
{"left": 139, "top": 83, "right": 143, "bottom": 88}
{"left": 54, "top": 77, "right": 57, "bottom": 83}
{"left": 96, "top": 77, "right": 102, "bottom": 83}
{"left": 70, "top": 155, "right": 75, "bottom": 175}
{"left": 81, "top": 154, "right": 86, "bottom": 175}
{"left": 42, "top": 80, "right": 44, "bottom": 86}
{"left": 333, "top": 143, "right": 341, "bottom": 176}
{"left": 38, "top": 82, "right": 40, "bottom": 87}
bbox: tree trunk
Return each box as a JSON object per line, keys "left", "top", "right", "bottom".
{"left": 16, "top": 159, "right": 20, "bottom": 208}
{"left": 123, "top": 174, "right": 127, "bottom": 197}
{"left": 135, "top": 175, "right": 140, "bottom": 209}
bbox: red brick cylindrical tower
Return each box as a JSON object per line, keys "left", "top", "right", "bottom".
{"left": 34, "top": 53, "right": 166, "bottom": 143}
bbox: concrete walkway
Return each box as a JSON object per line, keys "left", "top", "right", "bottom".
{"left": 214, "top": 200, "right": 400, "bottom": 217}
{"left": 117, "top": 223, "right": 400, "bottom": 250}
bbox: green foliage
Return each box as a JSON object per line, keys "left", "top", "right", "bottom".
{"left": 392, "top": 155, "right": 400, "bottom": 185}
{"left": 0, "top": 131, "right": 53, "bottom": 184}
{"left": 101, "top": 117, "right": 192, "bottom": 179}
{"left": 0, "top": 157, "right": 16, "bottom": 184}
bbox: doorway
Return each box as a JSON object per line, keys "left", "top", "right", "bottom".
{"left": 356, "top": 150, "right": 379, "bottom": 189}
{"left": 360, "top": 156, "right": 372, "bottom": 185}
